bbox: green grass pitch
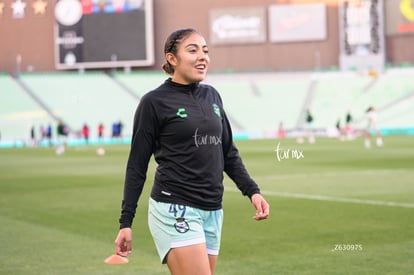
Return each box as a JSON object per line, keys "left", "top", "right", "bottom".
{"left": 1, "top": 136, "right": 413, "bottom": 274}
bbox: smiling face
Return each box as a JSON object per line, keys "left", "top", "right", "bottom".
{"left": 166, "top": 32, "right": 210, "bottom": 85}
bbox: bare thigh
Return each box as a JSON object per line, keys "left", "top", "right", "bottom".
{"left": 166, "top": 243, "right": 218, "bottom": 275}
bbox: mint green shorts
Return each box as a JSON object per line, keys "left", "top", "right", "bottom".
{"left": 148, "top": 198, "right": 223, "bottom": 264}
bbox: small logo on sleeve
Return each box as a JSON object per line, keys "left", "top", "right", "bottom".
{"left": 212, "top": 103, "right": 221, "bottom": 117}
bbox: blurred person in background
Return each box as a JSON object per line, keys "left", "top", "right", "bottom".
{"left": 111, "top": 121, "right": 118, "bottom": 137}
{"left": 364, "top": 106, "right": 383, "bottom": 148}
{"left": 57, "top": 119, "right": 70, "bottom": 146}
{"left": 277, "top": 121, "right": 286, "bottom": 138}
{"left": 113, "top": 28, "right": 269, "bottom": 275}
{"left": 56, "top": 120, "right": 69, "bottom": 154}
{"left": 40, "top": 125, "right": 46, "bottom": 143}
{"left": 345, "top": 110, "right": 353, "bottom": 140}
{"left": 30, "top": 125, "right": 36, "bottom": 146}
{"left": 305, "top": 109, "right": 315, "bottom": 143}
{"left": 364, "top": 106, "right": 384, "bottom": 148}
{"left": 336, "top": 118, "right": 343, "bottom": 141}
{"left": 117, "top": 120, "right": 123, "bottom": 137}
{"left": 46, "top": 124, "right": 52, "bottom": 146}
{"left": 98, "top": 122, "right": 104, "bottom": 141}
{"left": 82, "top": 123, "right": 90, "bottom": 144}
{"left": 112, "top": 121, "right": 123, "bottom": 138}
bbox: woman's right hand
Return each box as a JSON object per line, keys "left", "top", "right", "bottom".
{"left": 115, "top": 227, "right": 132, "bottom": 257}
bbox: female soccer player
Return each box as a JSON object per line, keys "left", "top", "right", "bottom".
{"left": 365, "top": 106, "right": 383, "bottom": 148}
{"left": 114, "top": 28, "right": 270, "bottom": 275}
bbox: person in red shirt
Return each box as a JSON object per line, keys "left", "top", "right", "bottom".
{"left": 97, "top": 123, "right": 104, "bottom": 141}
{"left": 82, "top": 123, "right": 89, "bottom": 144}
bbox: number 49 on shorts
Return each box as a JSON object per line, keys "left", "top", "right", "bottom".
{"left": 169, "top": 203, "right": 187, "bottom": 218}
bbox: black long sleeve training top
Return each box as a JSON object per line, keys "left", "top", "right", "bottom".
{"left": 119, "top": 78, "right": 260, "bottom": 228}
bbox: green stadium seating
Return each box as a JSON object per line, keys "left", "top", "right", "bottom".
{"left": 1, "top": 69, "right": 413, "bottom": 144}
{"left": 0, "top": 74, "right": 53, "bottom": 142}
{"left": 18, "top": 72, "right": 139, "bottom": 141}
